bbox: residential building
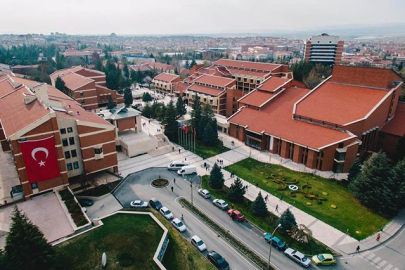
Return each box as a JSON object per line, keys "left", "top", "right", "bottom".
{"left": 228, "top": 66, "right": 403, "bottom": 173}
{"left": 151, "top": 73, "right": 181, "bottom": 95}
{"left": 50, "top": 66, "right": 123, "bottom": 110}
{"left": 304, "top": 33, "right": 344, "bottom": 65}
{"left": 0, "top": 74, "right": 118, "bottom": 200}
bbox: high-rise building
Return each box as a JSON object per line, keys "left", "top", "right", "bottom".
{"left": 304, "top": 33, "right": 344, "bottom": 65}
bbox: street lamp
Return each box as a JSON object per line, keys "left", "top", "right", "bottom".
{"left": 268, "top": 224, "right": 281, "bottom": 270}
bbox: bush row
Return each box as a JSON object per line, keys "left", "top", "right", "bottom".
{"left": 179, "top": 198, "right": 273, "bottom": 270}
{"left": 59, "top": 189, "right": 88, "bottom": 227}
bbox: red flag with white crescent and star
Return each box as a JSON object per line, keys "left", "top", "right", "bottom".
{"left": 18, "top": 136, "right": 61, "bottom": 183}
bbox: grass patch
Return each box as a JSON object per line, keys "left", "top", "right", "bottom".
{"left": 202, "top": 175, "right": 334, "bottom": 255}
{"left": 55, "top": 214, "right": 163, "bottom": 270}
{"left": 76, "top": 180, "right": 121, "bottom": 197}
{"left": 226, "top": 158, "right": 389, "bottom": 240}
{"left": 194, "top": 140, "right": 229, "bottom": 159}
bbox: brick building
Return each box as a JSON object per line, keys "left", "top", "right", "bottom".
{"left": 228, "top": 66, "right": 403, "bottom": 173}
{"left": 0, "top": 74, "right": 118, "bottom": 200}
{"left": 50, "top": 66, "right": 124, "bottom": 110}
{"left": 151, "top": 73, "right": 181, "bottom": 95}
{"left": 304, "top": 33, "right": 344, "bottom": 65}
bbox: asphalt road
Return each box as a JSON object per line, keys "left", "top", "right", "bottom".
{"left": 113, "top": 168, "right": 377, "bottom": 270}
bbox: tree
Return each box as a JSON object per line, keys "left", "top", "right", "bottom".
{"left": 3, "top": 207, "right": 57, "bottom": 270}
{"left": 55, "top": 76, "right": 65, "bottom": 92}
{"left": 190, "top": 58, "right": 197, "bottom": 68}
{"left": 158, "top": 103, "right": 166, "bottom": 123}
{"left": 349, "top": 152, "right": 396, "bottom": 214}
{"left": 164, "top": 101, "right": 178, "bottom": 141}
{"left": 228, "top": 177, "right": 246, "bottom": 202}
{"left": 394, "top": 134, "right": 405, "bottom": 162}
{"left": 185, "top": 60, "right": 190, "bottom": 69}
{"left": 278, "top": 208, "right": 297, "bottom": 235}
{"left": 252, "top": 192, "right": 268, "bottom": 216}
{"left": 389, "top": 159, "right": 405, "bottom": 210}
{"left": 190, "top": 94, "right": 202, "bottom": 132}
{"left": 124, "top": 87, "right": 133, "bottom": 107}
{"left": 107, "top": 95, "right": 115, "bottom": 109}
{"left": 142, "top": 92, "right": 153, "bottom": 102}
{"left": 130, "top": 70, "right": 137, "bottom": 83}
{"left": 94, "top": 57, "right": 103, "bottom": 71}
{"left": 209, "top": 163, "right": 224, "bottom": 189}
{"left": 123, "top": 63, "right": 129, "bottom": 79}
{"left": 348, "top": 158, "right": 362, "bottom": 182}
{"left": 202, "top": 119, "right": 218, "bottom": 146}
{"left": 303, "top": 69, "right": 321, "bottom": 89}
{"left": 176, "top": 96, "right": 187, "bottom": 118}
{"left": 141, "top": 104, "right": 153, "bottom": 118}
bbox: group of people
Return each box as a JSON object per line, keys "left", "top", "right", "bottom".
{"left": 217, "top": 159, "right": 224, "bottom": 165}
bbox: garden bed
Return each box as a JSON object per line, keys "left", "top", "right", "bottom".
{"left": 75, "top": 180, "right": 121, "bottom": 197}
{"left": 225, "top": 158, "right": 389, "bottom": 240}
{"left": 59, "top": 189, "right": 88, "bottom": 227}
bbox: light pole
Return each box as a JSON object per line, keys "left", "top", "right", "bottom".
{"left": 268, "top": 224, "right": 281, "bottom": 270}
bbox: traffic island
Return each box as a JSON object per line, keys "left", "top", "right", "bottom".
{"left": 152, "top": 178, "right": 169, "bottom": 188}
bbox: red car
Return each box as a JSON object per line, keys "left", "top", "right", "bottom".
{"left": 227, "top": 209, "right": 245, "bottom": 221}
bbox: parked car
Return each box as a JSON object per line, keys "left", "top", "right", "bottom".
{"left": 159, "top": 207, "right": 173, "bottom": 220}
{"left": 312, "top": 254, "right": 337, "bottom": 266}
{"left": 227, "top": 209, "right": 245, "bottom": 221}
{"left": 171, "top": 218, "right": 187, "bottom": 232}
{"left": 167, "top": 160, "right": 190, "bottom": 171}
{"left": 264, "top": 233, "right": 286, "bottom": 250}
{"left": 78, "top": 199, "right": 94, "bottom": 207}
{"left": 207, "top": 251, "right": 229, "bottom": 270}
{"left": 149, "top": 198, "right": 163, "bottom": 210}
{"left": 213, "top": 199, "right": 228, "bottom": 210}
{"left": 198, "top": 188, "right": 211, "bottom": 199}
{"left": 284, "top": 248, "right": 311, "bottom": 268}
{"left": 177, "top": 165, "right": 197, "bottom": 175}
{"left": 130, "top": 200, "right": 148, "bottom": 208}
{"left": 191, "top": 235, "right": 207, "bottom": 252}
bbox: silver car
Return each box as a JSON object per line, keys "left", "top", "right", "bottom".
{"left": 130, "top": 200, "right": 148, "bottom": 208}
{"left": 213, "top": 199, "right": 228, "bottom": 210}
{"left": 198, "top": 188, "right": 211, "bottom": 199}
{"left": 284, "top": 248, "right": 311, "bottom": 268}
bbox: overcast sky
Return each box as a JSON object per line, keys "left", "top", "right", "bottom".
{"left": 2, "top": 0, "right": 405, "bottom": 35}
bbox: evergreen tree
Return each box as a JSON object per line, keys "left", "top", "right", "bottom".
{"left": 142, "top": 92, "right": 153, "bottom": 102}
{"left": 389, "top": 159, "right": 405, "bottom": 211}
{"left": 130, "top": 70, "right": 137, "bottom": 83}
{"left": 202, "top": 119, "right": 218, "bottom": 146}
{"left": 278, "top": 208, "right": 297, "bottom": 235}
{"left": 55, "top": 77, "right": 65, "bottom": 92}
{"left": 107, "top": 95, "right": 115, "bottom": 109}
{"left": 185, "top": 60, "right": 190, "bottom": 69}
{"left": 124, "top": 87, "right": 133, "bottom": 107}
{"left": 141, "top": 104, "right": 153, "bottom": 118}
{"left": 252, "top": 192, "right": 268, "bottom": 216}
{"left": 199, "top": 104, "right": 214, "bottom": 140}
{"left": 394, "top": 134, "right": 405, "bottom": 162}
{"left": 159, "top": 103, "right": 167, "bottom": 123}
{"left": 94, "top": 57, "right": 103, "bottom": 71}
{"left": 348, "top": 158, "right": 362, "bottom": 182}
{"left": 228, "top": 177, "right": 246, "bottom": 202}
{"left": 150, "top": 102, "right": 162, "bottom": 119}
{"left": 176, "top": 96, "right": 187, "bottom": 118}
{"left": 174, "top": 67, "right": 179, "bottom": 75}
{"left": 190, "top": 58, "right": 197, "bottom": 68}
{"left": 209, "top": 163, "right": 225, "bottom": 189}
{"left": 191, "top": 94, "right": 202, "bottom": 132}
{"left": 164, "top": 101, "right": 178, "bottom": 141}
{"left": 349, "top": 152, "right": 396, "bottom": 214}
{"left": 123, "top": 63, "right": 129, "bottom": 79}
{"left": 4, "top": 207, "right": 57, "bottom": 270}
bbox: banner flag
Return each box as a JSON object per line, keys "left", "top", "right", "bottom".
{"left": 19, "top": 136, "right": 61, "bottom": 183}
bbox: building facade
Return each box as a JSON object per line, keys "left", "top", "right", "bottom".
{"left": 304, "top": 33, "right": 344, "bottom": 65}
{"left": 151, "top": 73, "right": 181, "bottom": 95}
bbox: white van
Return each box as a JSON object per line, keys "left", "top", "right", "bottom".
{"left": 177, "top": 165, "right": 197, "bottom": 175}
{"left": 167, "top": 161, "right": 190, "bottom": 171}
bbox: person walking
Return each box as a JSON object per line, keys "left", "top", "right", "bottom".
{"left": 181, "top": 214, "right": 184, "bottom": 221}
{"left": 265, "top": 195, "right": 269, "bottom": 202}
{"left": 171, "top": 186, "right": 174, "bottom": 192}
{"left": 376, "top": 233, "right": 381, "bottom": 241}
{"left": 174, "top": 178, "right": 176, "bottom": 184}
{"left": 279, "top": 195, "right": 283, "bottom": 202}
{"left": 179, "top": 149, "right": 181, "bottom": 154}
{"left": 356, "top": 245, "right": 360, "bottom": 253}
{"left": 275, "top": 204, "right": 279, "bottom": 212}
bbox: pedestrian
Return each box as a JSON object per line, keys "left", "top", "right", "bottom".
{"left": 245, "top": 184, "right": 248, "bottom": 190}
{"left": 174, "top": 178, "right": 176, "bottom": 184}
{"left": 185, "top": 157, "right": 187, "bottom": 161}
{"left": 172, "top": 146, "right": 174, "bottom": 152}
{"left": 279, "top": 195, "right": 283, "bottom": 202}
{"left": 171, "top": 186, "right": 174, "bottom": 192}
{"left": 265, "top": 195, "right": 268, "bottom": 201}
{"left": 204, "top": 162, "right": 206, "bottom": 168}
{"left": 275, "top": 204, "right": 279, "bottom": 212}
{"left": 356, "top": 245, "right": 360, "bottom": 253}
{"left": 231, "top": 204, "right": 234, "bottom": 209}
{"left": 376, "top": 233, "right": 381, "bottom": 241}
{"left": 255, "top": 182, "right": 259, "bottom": 188}
{"left": 181, "top": 214, "right": 184, "bottom": 221}
{"left": 179, "top": 149, "right": 181, "bottom": 154}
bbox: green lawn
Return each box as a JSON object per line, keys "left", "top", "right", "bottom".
{"left": 202, "top": 176, "right": 332, "bottom": 255}
{"left": 225, "top": 158, "right": 389, "bottom": 240}
{"left": 55, "top": 214, "right": 163, "bottom": 270}
{"left": 194, "top": 140, "right": 229, "bottom": 159}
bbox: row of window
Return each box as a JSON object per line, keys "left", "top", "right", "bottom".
{"left": 62, "top": 137, "right": 75, "bottom": 146}
{"left": 64, "top": 149, "right": 77, "bottom": 159}
{"left": 60, "top": 127, "right": 73, "bottom": 134}
{"left": 67, "top": 161, "right": 80, "bottom": 171}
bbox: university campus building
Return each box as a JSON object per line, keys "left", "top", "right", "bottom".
{"left": 228, "top": 65, "right": 403, "bottom": 173}
{"left": 0, "top": 74, "right": 118, "bottom": 201}
{"left": 50, "top": 66, "right": 124, "bottom": 110}
{"left": 151, "top": 73, "right": 181, "bottom": 95}
{"left": 304, "top": 33, "right": 344, "bottom": 65}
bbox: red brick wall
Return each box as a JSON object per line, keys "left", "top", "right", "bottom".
{"left": 83, "top": 153, "right": 118, "bottom": 173}
{"left": 81, "top": 141, "right": 116, "bottom": 160}
{"left": 379, "top": 132, "right": 400, "bottom": 158}
{"left": 343, "top": 142, "right": 359, "bottom": 172}
{"left": 226, "top": 88, "right": 244, "bottom": 116}
{"left": 79, "top": 130, "right": 115, "bottom": 148}
{"left": 117, "top": 118, "right": 136, "bottom": 131}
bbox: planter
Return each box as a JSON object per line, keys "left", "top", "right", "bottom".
{"left": 151, "top": 178, "right": 169, "bottom": 188}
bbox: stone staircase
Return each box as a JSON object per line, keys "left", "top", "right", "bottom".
{"left": 148, "top": 133, "right": 175, "bottom": 157}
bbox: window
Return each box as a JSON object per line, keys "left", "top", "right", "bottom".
{"left": 67, "top": 163, "right": 73, "bottom": 171}
{"left": 80, "top": 92, "right": 84, "bottom": 96}
{"left": 69, "top": 137, "right": 75, "bottom": 145}
{"left": 31, "top": 182, "right": 38, "bottom": 189}
{"left": 67, "top": 127, "right": 73, "bottom": 133}
{"left": 81, "top": 99, "right": 85, "bottom": 104}
{"left": 64, "top": 151, "right": 71, "bottom": 159}
{"left": 73, "top": 161, "right": 79, "bottom": 169}
{"left": 60, "top": 128, "right": 66, "bottom": 134}
{"left": 71, "top": 149, "right": 77, "bottom": 158}
{"left": 94, "top": 147, "right": 103, "bottom": 155}
{"left": 62, "top": 138, "right": 68, "bottom": 147}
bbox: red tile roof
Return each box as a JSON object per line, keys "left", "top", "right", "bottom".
{"left": 57, "top": 72, "right": 93, "bottom": 90}
{"left": 381, "top": 103, "right": 405, "bottom": 136}
{"left": 153, "top": 73, "right": 179, "bottom": 82}
{"left": 295, "top": 81, "right": 390, "bottom": 126}
{"left": 214, "top": 59, "right": 281, "bottom": 72}
{"left": 194, "top": 74, "right": 235, "bottom": 87}
{"left": 0, "top": 77, "right": 16, "bottom": 97}
{"left": 258, "top": 77, "right": 291, "bottom": 92}
{"left": 187, "top": 84, "right": 225, "bottom": 97}
{"left": 229, "top": 87, "right": 354, "bottom": 149}
{"left": 238, "top": 90, "right": 274, "bottom": 107}
{"left": 226, "top": 67, "right": 269, "bottom": 77}
{"left": 50, "top": 66, "right": 83, "bottom": 81}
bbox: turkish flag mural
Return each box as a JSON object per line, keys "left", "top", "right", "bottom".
{"left": 18, "top": 136, "right": 61, "bottom": 183}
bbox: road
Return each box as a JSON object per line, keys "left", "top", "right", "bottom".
{"left": 114, "top": 168, "right": 347, "bottom": 270}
